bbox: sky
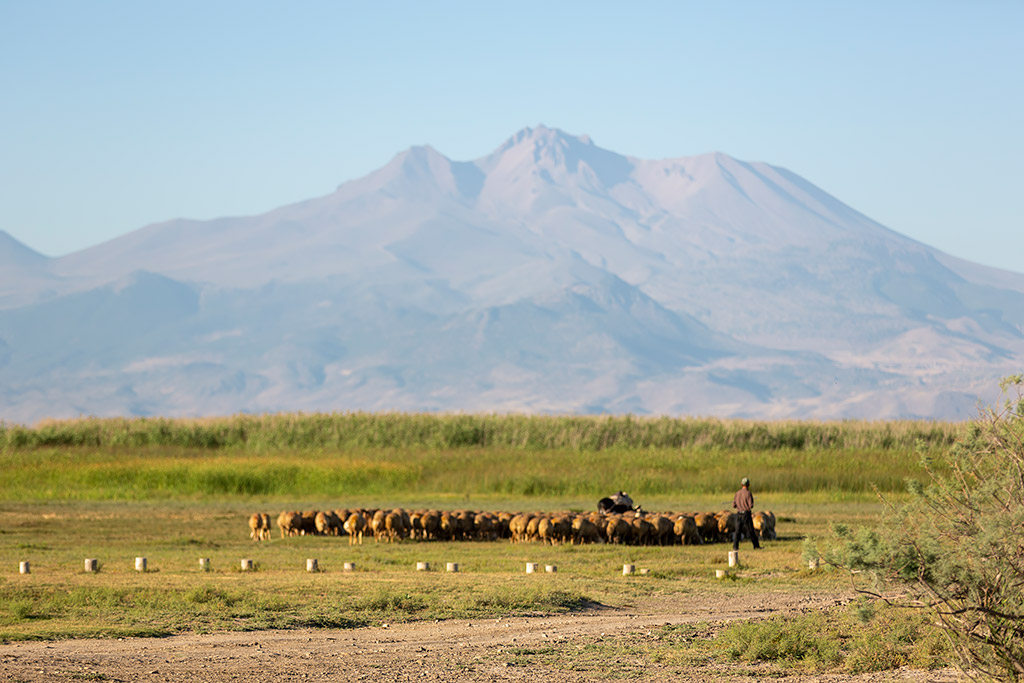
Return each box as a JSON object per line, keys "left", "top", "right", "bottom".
{"left": 2, "top": 2, "right": 1022, "bottom": 272}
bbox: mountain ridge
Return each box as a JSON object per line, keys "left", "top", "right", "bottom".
{"left": 1, "top": 126, "right": 1021, "bottom": 423}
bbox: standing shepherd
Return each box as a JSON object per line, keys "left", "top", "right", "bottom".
{"left": 732, "top": 477, "right": 761, "bottom": 550}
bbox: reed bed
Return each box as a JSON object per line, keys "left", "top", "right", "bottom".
{"left": 1, "top": 444, "right": 932, "bottom": 502}
{"left": 0, "top": 413, "right": 964, "bottom": 452}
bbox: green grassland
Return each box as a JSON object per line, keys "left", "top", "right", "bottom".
{"left": 0, "top": 414, "right": 957, "bottom": 673}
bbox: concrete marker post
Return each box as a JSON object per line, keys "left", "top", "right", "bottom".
{"left": 135, "top": 557, "right": 147, "bottom": 572}
{"left": 343, "top": 562, "right": 356, "bottom": 572}
{"left": 545, "top": 565, "right": 557, "bottom": 574}
{"left": 84, "top": 559, "right": 98, "bottom": 573}
{"left": 446, "top": 562, "right": 459, "bottom": 573}
{"left": 525, "top": 562, "right": 538, "bottom": 574}
{"left": 715, "top": 569, "right": 727, "bottom": 579}
{"left": 622, "top": 564, "right": 635, "bottom": 575}
{"left": 306, "top": 558, "right": 319, "bottom": 573}
{"left": 416, "top": 561, "right": 430, "bottom": 571}
{"left": 241, "top": 558, "right": 254, "bottom": 571}
{"left": 199, "top": 558, "right": 211, "bottom": 571}
{"left": 19, "top": 561, "right": 30, "bottom": 574}
{"left": 728, "top": 550, "right": 739, "bottom": 568}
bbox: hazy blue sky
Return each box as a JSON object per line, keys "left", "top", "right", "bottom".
{"left": 2, "top": 2, "right": 1021, "bottom": 272}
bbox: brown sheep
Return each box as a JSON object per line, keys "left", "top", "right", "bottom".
{"left": 674, "top": 515, "right": 702, "bottom": 546}
{"left": 420, "top": 510, "right": 441, "bottom": 540}
{"left": 606, "top": 515, "right": 632, "bottom": 544}
{"left": 314, "top": 511, "right": 332, "bottom": 536}
{"left": 652, "top": 515, "right": 675, "bottom": 546}
{"left": 716, "top": 511, "right": 738, "bottom": 541}
{"left": 277, "top": 511, "right": 302, "bottom": 538}
{"left": 537, "top": 517, "right": 556, "bottom": 545}
{"left": 693, "top": 512, "right": 719, "bottom": 543}
{"left": 753, "top": 510, "right": 777, "bottom": 540}
{"left": 248, "top": 513, "right": 263, "bottom": 541}
{"left": 300, "top": 510, "right": 318, "bottom": 536}
{"left": 439, "top": 512, "right": 457, "bottom": 541}
{"left": 508, "top": 514, "right": 530, "bottom": 543}
{"left": 496, "top": 511, "right": 514, "bottom": 539}
{"left": 456, "top": 511, "right": 475, "bottom": 540}
{"left": 474, "top": 513, "right": 497, "bottom": 541}
{"left": 384, "top": 511, "right": 405, "bottom": 542}
{"left": 333, "top": 509, "right": 351, "bottom": 535}
{"left": 371, "top": 509, "right": 387, "bottom": 541}
{"left": 631, "top": 516, "right": 655, "bottom": 545}
{"left": 572, "top": 516, "right": 603, "bottom": 544}
{"left": 524, "top": 515, "right": 542, "bottom": 542}
{"left": 344, "top": 512, "right": 366, "bottom": 545}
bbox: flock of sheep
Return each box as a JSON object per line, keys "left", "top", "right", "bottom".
{"left": 248, "top": 507, "right": 777, "bottom": 546}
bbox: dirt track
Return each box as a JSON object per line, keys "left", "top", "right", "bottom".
{"left": 0, "top": 591, "right": 959, "bottom": 682}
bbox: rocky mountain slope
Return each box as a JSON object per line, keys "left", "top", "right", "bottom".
{"left": 2, "top": 125, "right": 1021, "bottom": 423}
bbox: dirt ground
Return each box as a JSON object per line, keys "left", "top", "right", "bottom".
{"left": 0, "top": 591, "right": 959, "bottom": 682}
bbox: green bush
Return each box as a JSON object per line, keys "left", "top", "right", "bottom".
{"left": 821, "top": 376, "right": 1024, "bottom": 681}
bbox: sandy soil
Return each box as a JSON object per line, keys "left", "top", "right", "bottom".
{"left": 0, "top": 591, "right": 960, "bottom": 682}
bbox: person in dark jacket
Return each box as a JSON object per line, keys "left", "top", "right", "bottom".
{"left": 732, "top": 477, "right": 761, "bottom": 550}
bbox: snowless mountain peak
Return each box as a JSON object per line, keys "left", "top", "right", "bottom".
{"left": 2, "top": 127, "right": 1023, "bottom": 423}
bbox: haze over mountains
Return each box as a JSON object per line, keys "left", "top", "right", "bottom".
{"left": 2, "top": 125, "right": 1022, "bottom": 423}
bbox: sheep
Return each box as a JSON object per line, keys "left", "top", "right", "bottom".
{"left": 248, "top": 513, "right": 263, "bottom": 541}
{"left": 524, "top": 515, "right": 542, "bottom": 543}
{"left": 631, "top": 515, "right": 655, "bottom": 546}
{"left": 674, "top": 515, "right": 702, "bottom": 546}
{"left": 474, "top": 512, "right": 497, "bottom": 541}
{"left": 277, "top": 511, "right": 302, "bottom": 538}
{"left": 496, "top": 511, "right": 514, "bottom": 539}
{"left": 333, "top": 509, "right": 351, "bottom": 535}
{"left": 439, "top": 512, "right": 457, "bottom": 541}
{"left": 315, "top": 511, "right": 332, "bottom": 536}
{"left": 693, "top": 512, "right": 719, "bottom": 544}
{"left": 420, "top": 510, "right": 441, "bottom": 540}
{"left": 371, "top": 509, "right": 388, "bottom": 542}
{"left": 606, "top": 515, "right": 632, "bottom": 544}
{"left": 508, "top": 514, "right": 530, "bottom": 543}
{"left": 572, "top": 516, "right": 603, "bottom": 544}
{"left": 456, "top": 511, "right": 475, "bottom": 541}
{"left": 384, "top": 511, "right": 405, "bottom": 543}
{"left": 716, "top": 511, "right": 738, "bottom": 542}
{"left": 343, "top": 512, "right": 366, "bottom": 545}
{"left": 753, "top": 510, "right": 777, "bottom": 541}
{"left": 551, "top": 515, "right": 573, "bottom": 544}
{"left": 300, "top": 510, "right": 318, "bottom": 536}
{"left": 652, "top": 515, "right": 675, "bottom": 546}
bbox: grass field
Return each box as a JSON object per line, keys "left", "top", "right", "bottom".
{"left": 0, "top": 414, "right": 955, "bottom": 674}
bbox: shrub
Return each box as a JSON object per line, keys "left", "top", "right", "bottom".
{"left": 822, "top": 376, "right": 1024, "bottom": 681}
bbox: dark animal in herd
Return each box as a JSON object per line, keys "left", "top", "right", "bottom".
{"left": 250, "top": 508, "right": 776, "bottom": 546}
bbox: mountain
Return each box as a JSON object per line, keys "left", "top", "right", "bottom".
{"left": 2, "top": 125, "right": 1022, "bottom": 423}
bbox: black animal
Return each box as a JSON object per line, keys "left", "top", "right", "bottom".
{"left": 598, "top": 497, "right": 636, "bottom": 514}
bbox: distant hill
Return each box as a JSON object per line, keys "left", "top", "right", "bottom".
{"left": 2, "top": 125, "right": 1022, "bottom": 423}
